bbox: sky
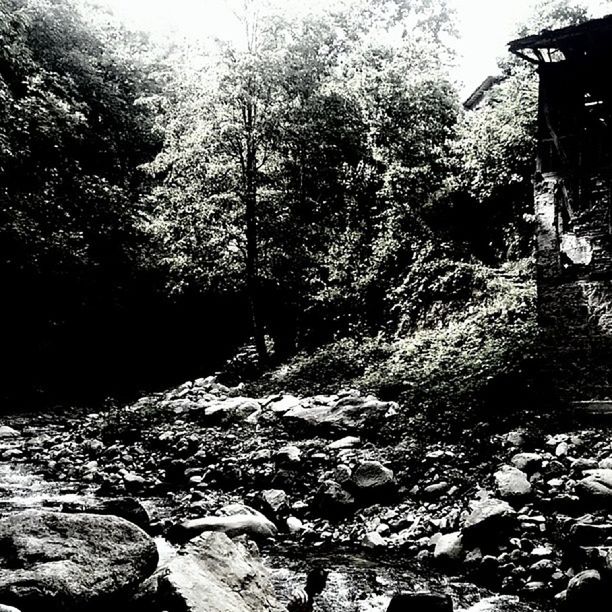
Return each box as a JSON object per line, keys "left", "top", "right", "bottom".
{"left": 92, "top": 0, "right": 612, "bottom": 98}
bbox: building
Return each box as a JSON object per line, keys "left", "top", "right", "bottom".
{"left": 509, "top": 15, "right": 612, "bottom": 401}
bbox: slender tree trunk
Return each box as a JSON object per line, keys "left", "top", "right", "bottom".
{"left": 244, "top": 103, "right": 268, "bottom": 364}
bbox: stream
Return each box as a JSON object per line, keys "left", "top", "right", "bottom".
{"left": 0, "top": 451, "right": 546, "bottom": 612}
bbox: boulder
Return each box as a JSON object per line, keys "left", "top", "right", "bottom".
{"left": 204, "top": 397, "right": 261, "bottom": 424}
{"left": 351, "top": 460, "right": 395, "bottom": 494}
{"left": 462, "top": 498, "right": 517, "bottom": 544}
{"left": 281, "top": 396, "right": 392, "bottom": 434}
{"left": 386, "top": 592, "right": 453, "bottom": 611}
{"left": 159, "top": 532, "right": 284, "bottom": 612}
{"left": 494, "top": 465, "right": 532, "bottom": 500}
{"left": 510, "top": 453, "right": 543, "bottom": 474}
{"left": 433, "top": 532, "right": 464, "bottom": 563}
{"left": 327, "top": 436, "right": 361, "bottom": 450}
{"left": 0, "top": 426, "right": 20, "bottom": 440}
{"left": 168, "top": 504, "right": 277, "bottom": 543}
{"left": 565, "top": 570, "right": 604, "bottom": 610}
{"left": 267, "top": 395, "right": 301, "bottom": 414}
{"left": 61, "top": 497, "right": 151, "bottom": 532}
{"left": 256, "top": 489, "right": 288, "bottom": 521}
{"left": 0, "top": 510, "right": 157, "bottom": 612}
{"left": 315, "top": 480, "right": 355, "bottom": 517}
{"left": 568, "top": 522, "right": 612, "bottom": 546}
{"left": 575, "top": 469, "right": 612, "bottom": 504}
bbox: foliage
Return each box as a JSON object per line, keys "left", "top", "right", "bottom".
{"left": 251, "top": 259, "right": 542, "bottom": 437}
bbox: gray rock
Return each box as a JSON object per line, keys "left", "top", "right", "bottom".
{"left": 281, "top": 396, "right": 392, "bottom": 434}
{"left": 0, "top": 510, "right": 157, "bottom": 612}
{"left": 257, "top": 489, "right": 288, "bottom": 521}
{"left": 327, "top": 436, "right": 361, "bottom": 450}
{"left": 351, "top": 460, "right": 395, "bottom": 492}
{"left": 566, "top": 570, "right": 603, "bottom": 609}
{"left": 172, "top": 504, "right": 277, "bottom": 543}
{"left": 462, "top": 498, "right": 517, "bottom": 542}
{"left": 494, "top": 465, "right": 532, "bottom": 500}
{"left": 315, "top": 480, "right": 355, "bottom": 517}
{"left": 0, "top": 426, "right": 20, "bottom": 439}
{"left": 576, "top": 469, "right": 612, "bottom": 503}
{"left": 159, "top": 532, "right": 284, "bottom": 612}
{"left": 568, "top": 522, "right": 612, "bottom": 546}
{"left": 433, "top": 531, "right": 464, "bottom": 563}
{"left": 510, "top": 453, "right": 543, "bottom": 473}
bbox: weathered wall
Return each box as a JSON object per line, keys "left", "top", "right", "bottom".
{"left": 535, "top": 172, "right": 612, "bottom": 399}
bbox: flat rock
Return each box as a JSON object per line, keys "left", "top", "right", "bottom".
{"left": 510, "top": 453, "right": 543, "bottom": 473}
{"left": 159, "top": 532, "right": 284, "bottom": 612}
{"left": 281, "top": 397, "right": 391, "bottom": 433}
{"left": 0, "top": 510, "right": 158, "bottom": 612}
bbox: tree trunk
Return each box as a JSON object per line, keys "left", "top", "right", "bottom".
{"left": 245, "top": 104, "right": 268, "bottom": 364}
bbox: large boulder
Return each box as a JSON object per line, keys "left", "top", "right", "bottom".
{"left": 281, "top": 396, "right": 392, "bottom": 434}
{"left": 0, "top": 510, "right": 158, "bottom": 612}
{"left": 159, "top": 532, "right": 284, "bottom": 612}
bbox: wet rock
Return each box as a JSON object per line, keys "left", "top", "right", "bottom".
{"left": 0, "top": 510, "right": 157, "bottom": 612}
{"left": 386, "top": 592, "right": 453, "bottom": 611}
{"left": 159, "top": 531, "right": 284, "bottom": 612}
{"left": 494, "top": 466, "right": 532, "bottom": 501}
{"left": 433, "top": 531, "right": 464, "bottom": 563}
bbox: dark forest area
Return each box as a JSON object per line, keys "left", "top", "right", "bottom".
{"left": 0, "top": 0, "right": 588, "bottom": 414}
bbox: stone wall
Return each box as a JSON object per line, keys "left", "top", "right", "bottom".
{"left": 535, "top": 172, "right": 612, "bottom": 399}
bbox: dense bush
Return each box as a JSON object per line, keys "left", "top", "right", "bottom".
{"left": 252, "top": 259, "right": 543, "bottom": 437}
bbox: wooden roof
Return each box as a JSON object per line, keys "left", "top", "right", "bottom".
{"left": 509, "top": 14, "right": 612, "bottom": 53}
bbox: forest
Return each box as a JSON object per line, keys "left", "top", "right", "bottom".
{"left": 0, "top": 0, "right": 591, "bottom": 420}
{"left": 6, "top": 2, "right": 612, "bottom": 612}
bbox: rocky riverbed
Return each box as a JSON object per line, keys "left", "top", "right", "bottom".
{"left": 1, "top": 375, "right": 611, "bottom": 610}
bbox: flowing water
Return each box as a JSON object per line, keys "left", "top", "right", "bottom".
{"left": 0, "top": 449, "right": 545, "bottom": 612}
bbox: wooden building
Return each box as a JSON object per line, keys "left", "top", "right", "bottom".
{"left": 510, "top": 16, "right": 612, "bottom": 401}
